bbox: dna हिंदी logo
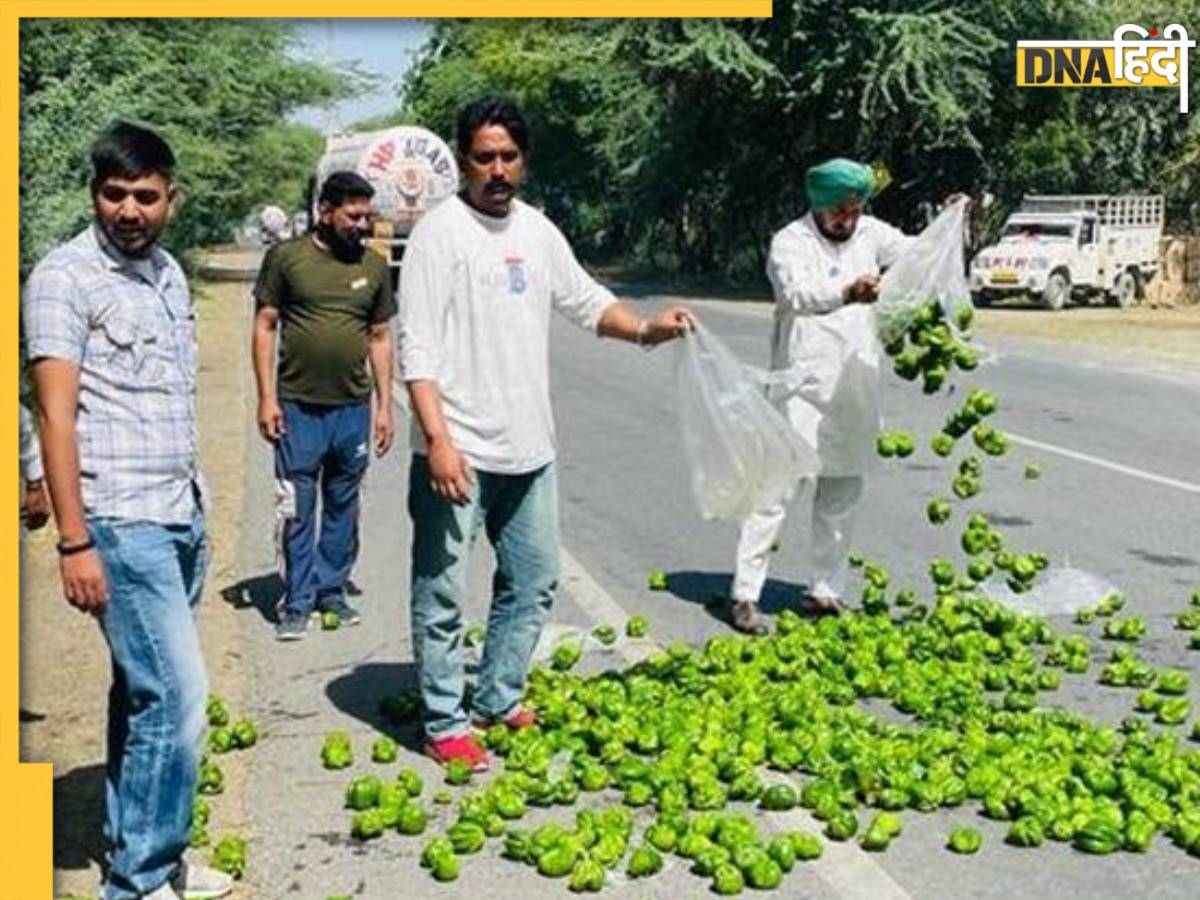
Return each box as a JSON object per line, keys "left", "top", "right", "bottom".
{"left": 1016, "top": 24, "right": 1195, "bottom": 114}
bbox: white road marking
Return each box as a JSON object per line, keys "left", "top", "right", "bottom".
{"left": 559, "top": 546, "right": 915, "bottom": 900}
{"left": 559, "top": 549, "right": 654, "bottom": 664}
{"left": 395, "top": 319, "right": 1198, "bottom": 499}
{"left": 1008, "top": 432, "right": 1200, "bottom": 495}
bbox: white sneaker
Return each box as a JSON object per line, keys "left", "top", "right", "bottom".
{"left": 171, "top": 861, "right": 234, "bottom": 899}
{"left": 143, "top": 883, "right": 183, "bottom": 900}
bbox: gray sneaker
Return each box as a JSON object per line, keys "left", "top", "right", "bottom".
{"left": 275, "top": 606, "right": 310, "bottom": 641}
{"left": 318, "top": 597, "right": 362, "bottom": 626}
{"left": 172, "top": 861, "right": 234, "bottom": 899}
{"left": 142, "top": 883, "right": 183, "bottom": 900}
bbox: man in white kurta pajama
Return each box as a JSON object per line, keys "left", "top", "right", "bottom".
{"left": 730, "top": 158, "right": 908, "bottom": 634}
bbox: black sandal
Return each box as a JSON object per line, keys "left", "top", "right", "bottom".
{"left": 801, "top": 593, "right": 847, "bottom": 616}
{"left": 730, "top": 600, "right": 769, "bottom": 636}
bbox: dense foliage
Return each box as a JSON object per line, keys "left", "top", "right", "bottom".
{"left": 400, "top": 5, "right": 1199, "bottom": 279}
{"left": 19, "top": 19, "right": 362, "bottom": 275}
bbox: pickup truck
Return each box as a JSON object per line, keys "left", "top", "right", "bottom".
{"left": 969, "top": 194, "right": 1163, "bottom": 310}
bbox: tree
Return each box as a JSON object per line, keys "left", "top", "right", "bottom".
{"left": 19, "top": 19, "right": 366, "bottom": 275}
{"left": 400, "top": 5, "right": 1199, "bottom": 280}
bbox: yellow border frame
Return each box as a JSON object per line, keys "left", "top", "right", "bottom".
{"left": 5, "top": 4, "right": 771, "bottom": 897}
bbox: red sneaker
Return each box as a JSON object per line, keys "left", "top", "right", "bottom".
{"left": 470, "top": 704, "right": 537, "bottom": 732}
{"left": 425, "top": 733, "right": 489, "bottom": 772}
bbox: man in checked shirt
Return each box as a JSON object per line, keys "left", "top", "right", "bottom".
{"left": 24, "top": 122, "right": 230, "bottom": 900}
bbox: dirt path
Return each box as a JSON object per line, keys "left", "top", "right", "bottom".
{"left": 19, "top": 274, "right": 255, "bottom": 898}
{"left": 641, "top": 277, "right": 1199, "bottom": 373}
{"left": 975, "top": 304, "right": 1200, "bottom": 370}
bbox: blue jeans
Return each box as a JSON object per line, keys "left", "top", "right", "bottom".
{"left": 408, "top": 455, "right": 560, "bottom": 739}
{"left": 276, "top": 400, "right": 371, "bottom": 614}
{"left": 91, "top": 511, "right": 208, "bottom": 900}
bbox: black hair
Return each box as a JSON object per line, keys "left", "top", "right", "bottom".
{"left": 90, "top": 121, "right": 175, "bottom": 190}
{"left": 318, "top": 171, "right": 376, "bottom": 208}
{"left": 456, "top": 98, "right": 530, "bottom": 157}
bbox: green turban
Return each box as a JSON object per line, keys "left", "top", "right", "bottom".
{"left": 805, "top": 158, "right": 874, "bottom": 211}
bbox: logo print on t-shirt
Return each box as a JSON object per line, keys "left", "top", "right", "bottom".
{"left": 505, "top": 256, "right": 527, "bottom": 295}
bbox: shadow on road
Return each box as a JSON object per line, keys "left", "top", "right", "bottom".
{"left": 325, "top": 661, "right": 427, "bottom": 753}
{"left": 1128, "top": 548, "right": 1198, "bottom": 568}
{"left": 220, "top": 573, "right": 364, "bottom": 624}
{"left": 658, "top": 569, "right": 813, "bottom": 628}
{"left": 54, "top": 763, "right": 107, "bottom": 872}
{"left": 220, "top": 572, "right": 284, "bottom": 624}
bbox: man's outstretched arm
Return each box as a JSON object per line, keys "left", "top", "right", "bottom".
{"left": 596, "top": 301, "right": 696, "bottom": 347}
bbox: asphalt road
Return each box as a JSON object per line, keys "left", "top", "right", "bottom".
{"left": 229, "top": 295, "right": 1200, "bottom": 900}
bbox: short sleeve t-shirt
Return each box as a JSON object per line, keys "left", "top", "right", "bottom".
{"left": 254, "top": 236, "right": 396, "bottom": 405}
{"left": 397, "top": 197, "right": 617, "bottom": 474}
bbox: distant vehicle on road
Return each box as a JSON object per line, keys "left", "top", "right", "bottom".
{"left": 970, "top": 194, "right": 1163, "bottom": 310}
{"left": 258, "top": 205, "right": 290, "bottom": 245}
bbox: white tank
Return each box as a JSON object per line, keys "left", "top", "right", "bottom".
{"left": 314, "top": 126, "right": 460, "bottom": 245}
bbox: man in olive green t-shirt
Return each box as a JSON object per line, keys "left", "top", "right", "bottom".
{"left": 252, "top": 171, "right": 397, "bottom": 641}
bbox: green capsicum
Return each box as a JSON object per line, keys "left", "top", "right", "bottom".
{"left": 759, "top": 783, "right": 798, "bottom": 811}
{"left": 345, "top": 775, "right": 382, "bottom": 811}
{"left": 947, "top": 827, "right": 982, "bottom": 854}
{"left": 209, "top": 835, "right": 247, "bottom": 879}
{"left": 712, "top": 862, "right": 745, "bottom": 895}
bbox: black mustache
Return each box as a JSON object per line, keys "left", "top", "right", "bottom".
{"left": 484, "top": 180, "right": 512, "bottom": 193}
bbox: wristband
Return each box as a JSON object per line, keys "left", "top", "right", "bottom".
{"left": 636, "top": 318, "right": 652, "bottom": 349}
{"left": 56, "top": 537, "right": 95, "bottom": 556}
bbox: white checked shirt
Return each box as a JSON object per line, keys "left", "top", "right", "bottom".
{"left": 23, "top": 224, "right": 204, "bottom": 525}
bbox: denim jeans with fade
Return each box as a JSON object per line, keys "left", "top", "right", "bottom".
{"left": 408, "top": 455, "right": 560, "bottom": 739}
{"left": 91, "top": 510, "right": 208, "bottom": 900}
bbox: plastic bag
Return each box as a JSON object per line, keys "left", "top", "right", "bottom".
{"left": 528, "top": 623, "right": 589, "bottom": 665}
{"left": 981, "top": 565, "right": 1121, "bottom": 616}
{"left": 675, "top": 323, "right": 819, "bottom": 521}
{"left": 771, "top": 304, "right": 882, "bottom": 477}
{"left": 875, "top": 198, "right": 969, "bottom": 344}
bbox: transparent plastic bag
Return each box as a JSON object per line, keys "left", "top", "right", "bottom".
{"left": 981, "top": 565, "right": 1121, "bottom": 616}
{"left": 547, "top": 750, "right": 574, "bottom": 782}
{"left": 528, "top": 623, "right": 588, "bottom": 665}
{"left": 875, "top": 198, "right": 969, "bottom": 344}
{"left": 675, "top": 323, "right": 819, "bottom": 521}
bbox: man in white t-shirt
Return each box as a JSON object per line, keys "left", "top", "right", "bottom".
{"left": 398, "top": 98, "right": 695, "bottom": 769}
{"left": 729, "top": 159, "right": 909, "bottom": 635}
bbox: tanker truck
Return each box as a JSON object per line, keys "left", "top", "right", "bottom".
{"left": 307, "top": 125, "right": 460, "bottom": 273}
